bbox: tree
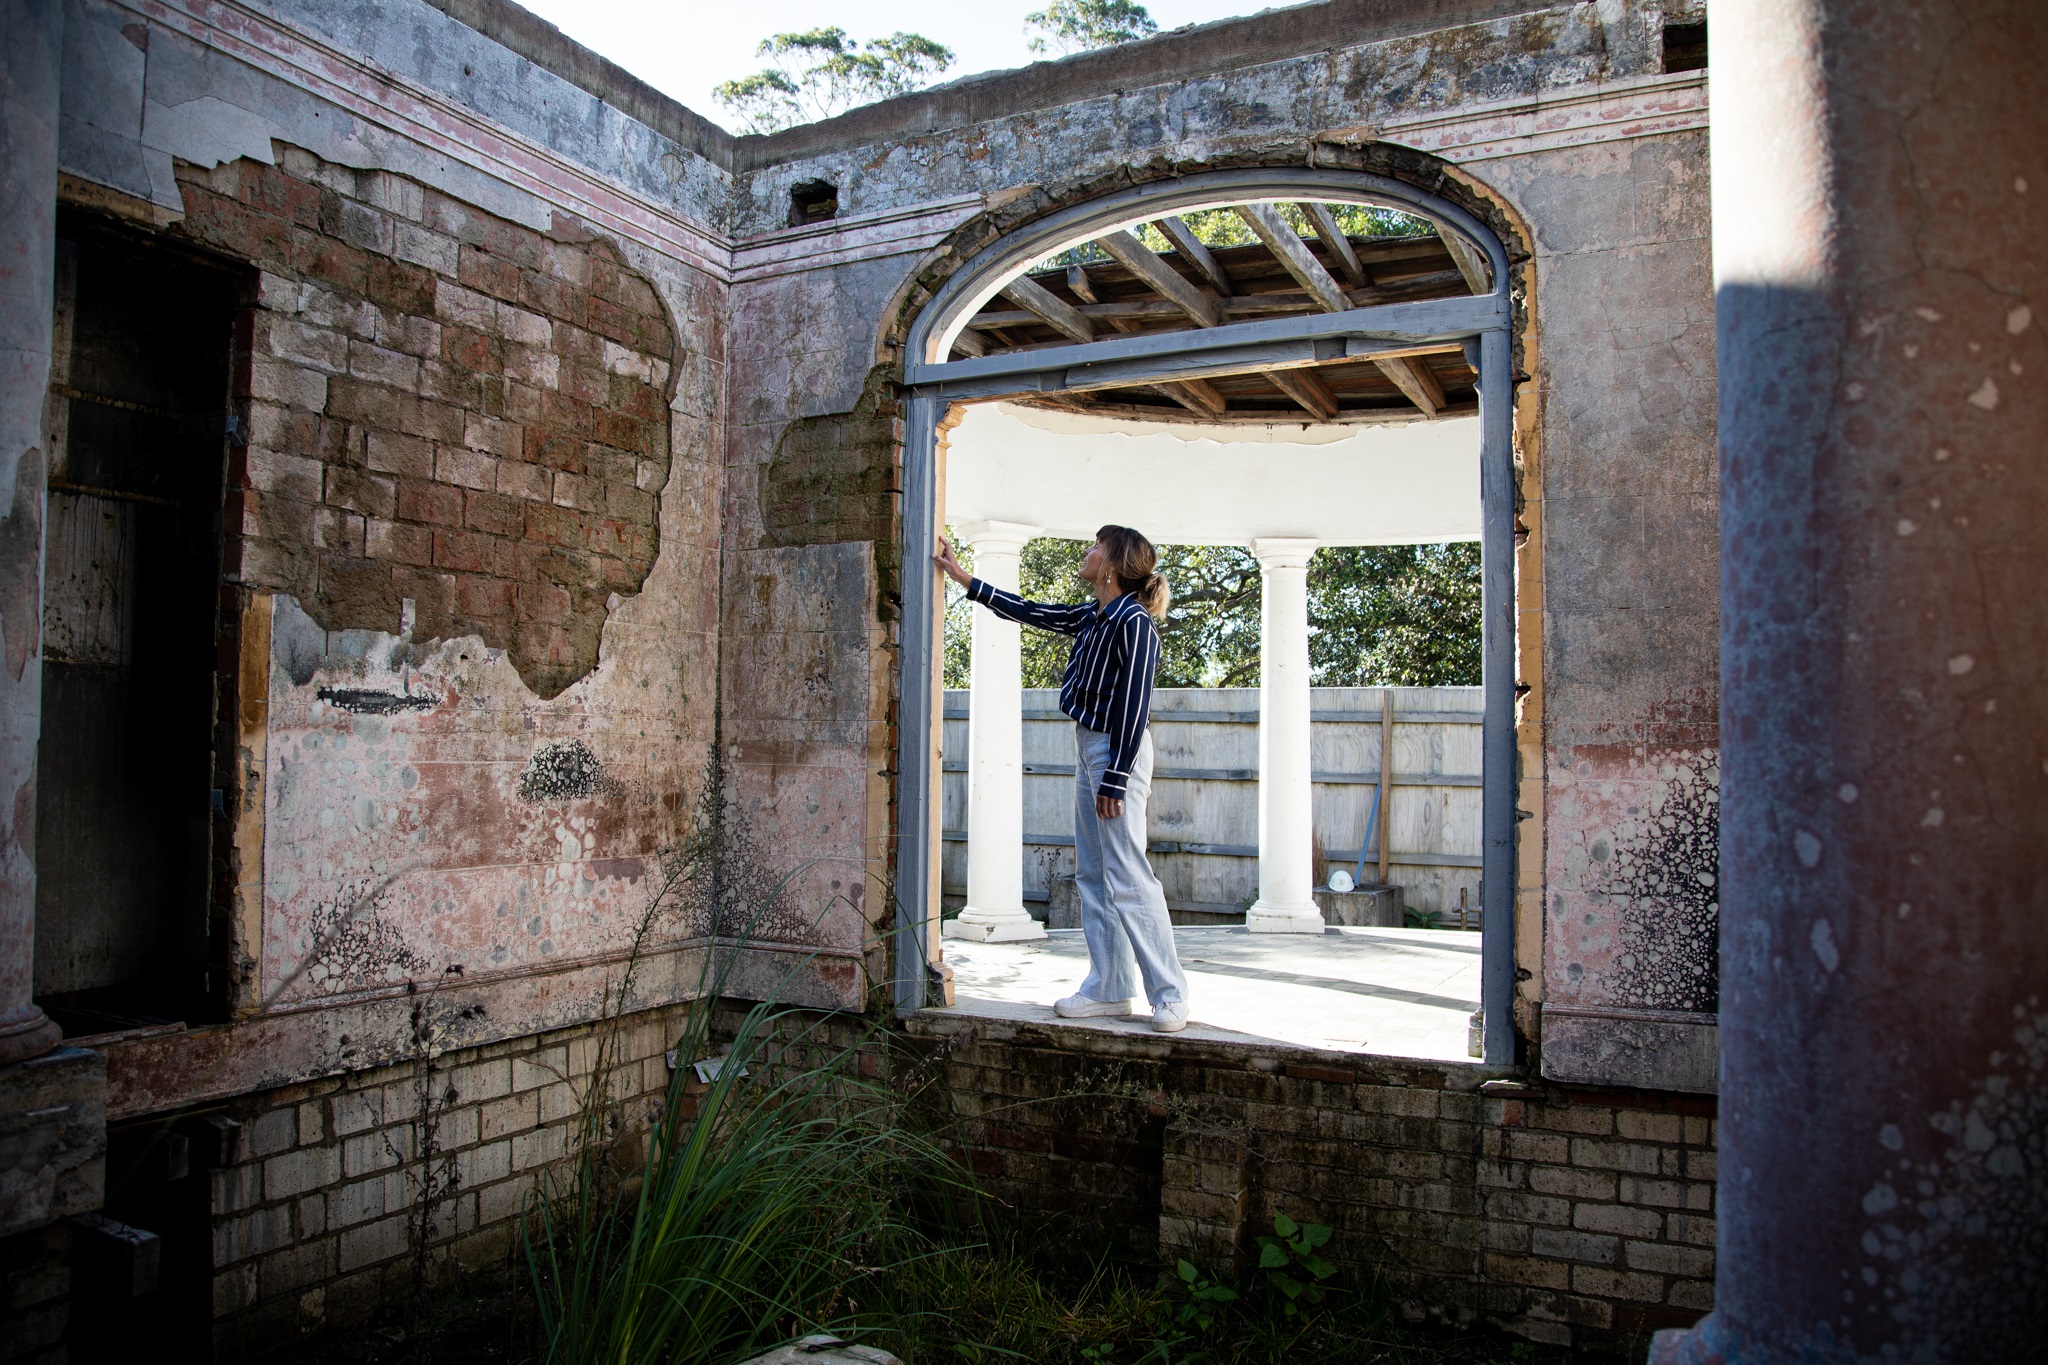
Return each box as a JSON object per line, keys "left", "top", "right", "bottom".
{"left": 942, "top": 536, "right": 1481, "bottom": 690}
{"left": 714, "top": 28, "right": 954, "bottom": 135}
{"left": 1025, "top": 0, "right": 1158, "bottom": 55}
{"left": 1307, "top": 542, "right": 1481, "bottom": 686}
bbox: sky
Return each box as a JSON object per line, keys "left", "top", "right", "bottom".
{"left": 511, "top": 0, "right": 1291, "bottom": 132}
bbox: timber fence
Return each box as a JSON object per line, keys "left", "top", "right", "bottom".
{"left": 940, "top": 685, "right": 1484, "bottom": 925}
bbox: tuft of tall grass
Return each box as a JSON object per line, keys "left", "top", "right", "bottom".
{"left": 522, "top": 844, "right": 970, "bottom": 1365}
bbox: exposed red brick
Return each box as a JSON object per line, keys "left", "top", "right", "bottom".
{"left": 172, "top": 150, "right": 673, "bottom": 698}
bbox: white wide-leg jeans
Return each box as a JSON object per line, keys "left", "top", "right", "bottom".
{"left": 1071, "top": 724, "right": 1189, "bottom": 1008}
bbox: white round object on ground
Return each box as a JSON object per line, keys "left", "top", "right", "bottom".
{"left": 1327, "top": 869, "right": 1355, "bottom": 893}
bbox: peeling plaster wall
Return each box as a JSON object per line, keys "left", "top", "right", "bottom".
{"left": 721, "top": 2, "right": 1719, "bottom": 1084}
{"left": 730, "top": 2, "right": 1669, "bottom": 232}
{"left": 53, "top": 0, "right": 725, "bottom": 1094}
{"left": 1477, "top": 133, "right": 1721, "bottom": 1091}
{"left": 0, "top": 0, "right": 1746, "bottom": 1343}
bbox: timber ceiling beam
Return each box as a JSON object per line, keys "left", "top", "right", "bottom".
{"left": 1266, "top": 366, "right": 1340, "bottom": 421}
{"left": 1096, "top": 230, "right": 1223, "bottom": 329}
{"left": 1235, "top": 204, "right": 1350, "bottom": 313}
{"left": 1300, "top": 203, "right": 1367, "bottom": 287}
{"left": 1155, "top": 378, "right": 1228, "bottom": 417}
{"left": 1001, "top": 274, "right": 1095, "bottom": 344}
{"left": 1373, "top": 353, "right": 1446, "bottom": 416}
{"left": 1155, "top": 217, "right": 1235, "bottom": 295}
{"left": 1439, "top": 230, "right": 1491, "bottom": 296}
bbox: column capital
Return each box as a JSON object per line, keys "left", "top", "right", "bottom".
{"left": 955, "top": 519, "right": 1043, "bottom": 555}
{"left": 1249, "top": 536, "right": 1318, "bottom": 570}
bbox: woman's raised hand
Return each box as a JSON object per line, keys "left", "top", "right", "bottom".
{"left": 933, "top": 535, "right": 972, "bottom": 587}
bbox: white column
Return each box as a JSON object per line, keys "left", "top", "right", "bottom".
{"left": 943, "top": 520, "right": 1046, "bottom": 942}
{"left": 1246, "top": 538, "right": 1324, "bottom": 934}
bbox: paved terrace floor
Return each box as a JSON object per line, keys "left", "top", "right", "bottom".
{"left": 930, "top": 925, "right": 1482, "bottom": 1063}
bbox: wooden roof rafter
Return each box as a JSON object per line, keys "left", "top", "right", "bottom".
{"left": 949, "top": 200, "right": 1484, "bottom": 421}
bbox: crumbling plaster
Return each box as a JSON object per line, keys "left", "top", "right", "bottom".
{"left": 34, "top": 0, "right": 1724, "bottom": 1115}
{"left": 722, "top": 35, "right": 1716, "bottom": 1090}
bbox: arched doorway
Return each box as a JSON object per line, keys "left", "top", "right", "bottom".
{"left": 894, "top": 169, "right": 1520, "bottom": 1066}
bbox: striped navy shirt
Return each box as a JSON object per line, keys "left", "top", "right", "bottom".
{"left": 967, "top": 578, "right": 1161, "bottom": 800}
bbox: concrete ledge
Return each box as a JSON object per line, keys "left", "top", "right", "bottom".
{"left": 0, "top": 1047, "right": 106, "bottom": 1238}
{"left": 1540, "top": 1005, "right": 1719, "bottom": 1095}
{"left": 737, "top": 0, "right": 1565, "bottom": 168}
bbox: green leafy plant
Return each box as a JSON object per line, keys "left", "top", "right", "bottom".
{"left": 1173, "top": 1257, "right": 1239, "bottom": 1333}
{"left": 714, "top": 27, "right": 954, "bottom": 133}
{"left": 1253, "top": 1215, "right": 1337, "bottom": 1318}
{"left": 1405, "top": 906, "right": 1447, "bottom": 930}
{"left": 1026, "top": 0, "right": 1158, "bottom": 55}
{"left": 521, "top": 823, "right": 973, "bottom": 1365}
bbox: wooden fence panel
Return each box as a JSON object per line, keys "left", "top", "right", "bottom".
{"left": 940, "top": 685, "right": 1484, "bottom": 922}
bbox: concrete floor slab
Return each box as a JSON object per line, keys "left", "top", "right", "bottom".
{"left": 930, "top": 925, "right": 1482, "bottom": 1063}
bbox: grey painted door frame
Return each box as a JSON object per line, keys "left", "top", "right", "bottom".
{"left": 894, "top": 169, "right": 1521, "bottom": 1069}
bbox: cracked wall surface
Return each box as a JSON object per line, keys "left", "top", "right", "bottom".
{"left": 0, "top": 0, "right": 1738, "bottom": 1346}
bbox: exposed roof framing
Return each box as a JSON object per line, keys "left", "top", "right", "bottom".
{"left": 952, "top": 201, "right": 1480, "bottom": 422}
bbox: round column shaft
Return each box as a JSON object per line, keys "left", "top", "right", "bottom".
{"left": 1247, "top": 538, "right": 1323, "bottom": 934}
{"left": 944, "top": 520, "right": 1045, "bottom": 942}
{"left": 1654, "top": 2, "right": 2048, "bottom": 1359}
{"left": 0, "top": 0, "right": 65, "bottom": 1064}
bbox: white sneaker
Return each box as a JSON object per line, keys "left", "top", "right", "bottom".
{"left": 1054, "top": 993, "right": 1133, "bottom": 1018}
{"left": 1152, "top": 1001, "right": 1189, "bottom": 1033}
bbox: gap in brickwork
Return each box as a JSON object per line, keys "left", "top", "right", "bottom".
{"left": 169, "top": 147, "right": 679, "bottom": 699}
{"left": 33, "top": 212, "right": 243, "bottom": 1036}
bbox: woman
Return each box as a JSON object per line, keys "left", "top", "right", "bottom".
{"left": 934, "top": 525, "right": 1191, "bottom": 1033}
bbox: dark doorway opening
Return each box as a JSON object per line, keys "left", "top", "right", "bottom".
{"left": 32, "top": 213, "right": 243, "bottom": 1036}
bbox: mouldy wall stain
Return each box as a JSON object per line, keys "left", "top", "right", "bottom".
{"left": 170, "top": 148, "right": 676, "bottom": 700}
{"left": 259, "top": 597, "right": 689, "bottom": 1005}
{"left": 732, "top": 4, "right": 1662, "bottom": 231}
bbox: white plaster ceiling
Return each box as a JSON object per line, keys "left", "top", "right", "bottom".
{"left": 943, "top": 401, "right": 1480, "bottom": 546}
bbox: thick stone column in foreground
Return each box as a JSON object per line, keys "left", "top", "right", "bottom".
{"left": 1246, "top": 538, "right": 1322, "bottom": 933}
{"left": 946, "top": 520, "right": 1045, "bottom": 943}
{"left": 1655, "top": 1, "right": 2047, "bottom": 1359}
{"left": 0, "top": 0, "right": 62, "bottom": 1067}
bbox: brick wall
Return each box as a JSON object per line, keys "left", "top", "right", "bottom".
{"left": 0, "top": 1223, "right": 70, "bottom": 1365}
{"left": 911, "top": 1016, "right": 1715, "bottom": 1355}
{"left": 171, "top": 147, "right": 677, "bottom": 698}
{"left": 203, "top": 1002, "right": 690, "bottom": 1356}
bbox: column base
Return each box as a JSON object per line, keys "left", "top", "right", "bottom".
{"left": 942, "top": 908, "right": 1047, "bottom": 942}
{"left": 1645, "top": 1314, "right": 1725, "bottom": 1364}
{"left": 1245, "top": 901, "right": 1325, "bottom": 934}
{"left": 0, "top": 1006, "right": 61, "bottom": 1067}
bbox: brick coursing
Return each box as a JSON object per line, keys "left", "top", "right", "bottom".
{"left": 204, "top": 1003, "right": 690, "bottom": 1356}
{"left": 170, "top": 147, "right": 677, "bottom": 698}
{"left": 909, "top": 1017, "right": 1715, "bottom": 1354}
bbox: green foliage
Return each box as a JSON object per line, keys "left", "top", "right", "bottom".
{"left": 1252, "top": 1214, "right": 1338, "bottom": 1318}
{"left": 1308, "top": 542, "right": 1482, "bottom": 687}
{"left": 1405, "top": 906, "right": 1448, "bottom": 930}
{"left": 714, "top": 27, "right": 954, "bottom": 133}
{"left": 942, "top": 527, "right": 977, "bottom": 689}
{"left": 1026, "top": 0, "right": 1158, "bottom": 55}
{"left": 1174, "top": 1258, "right": 1239, "bottom": 1334}
{"left": 1041, "top": 201, "right": 1435, "bottom": 271}
{"left": 941, "top": 536, "right": 1480, "bottom": 691}
{"left": 521, "top": 865, "right": 970, "bottom": 1365}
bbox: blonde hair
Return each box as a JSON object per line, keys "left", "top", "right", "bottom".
{"left": 1096, "top": 524, "right": 1170, "bottom": 621}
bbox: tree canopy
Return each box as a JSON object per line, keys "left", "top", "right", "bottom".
{"left": 943, "top": 535, "right": 1481, "bottom": 691}
{"left": 713, "top": 29, "right": 954, "bottom": 134}
{"left": 1024, "top": 0, "right": 1159, "bottom": 55}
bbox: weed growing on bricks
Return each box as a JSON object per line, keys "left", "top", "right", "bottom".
{"left": 519, "top": 757, "right": 975, "bottom": 1365}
